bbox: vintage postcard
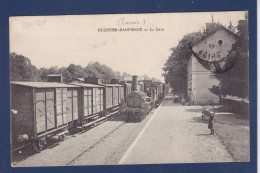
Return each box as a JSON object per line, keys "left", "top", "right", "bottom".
{"left": 9, "top": 11, "right": 249, "bottom": 167}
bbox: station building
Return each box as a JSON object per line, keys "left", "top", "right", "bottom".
{"left": 187, "top": 23, "right": 237, "bottom": 105}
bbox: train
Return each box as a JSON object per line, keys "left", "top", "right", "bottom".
{"left": 10, "top": 75, "right": 170, "bottom": 151}
{"left": 119, "top": 76, "right": 167, "bottom": 121}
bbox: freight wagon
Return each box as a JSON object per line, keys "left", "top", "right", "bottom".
{"left": 10, "top": 82, "right": 79, "bottom": 151}
{"left": 69, "top": 83, "right": 105, "bottom": 127}
{"left": 84, "top": 78, "right": 124, "bottom": 114}
{"left": 106, "top": 79, "right": 124, "bottom": 106}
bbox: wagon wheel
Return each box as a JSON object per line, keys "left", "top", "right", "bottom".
{"left": 128, "top": 112, "right": 132, "bottom": 122}
{"left": 59, "top": 135, "right": 65, "bottom": 141}
{"left": 125, "top": 112, "right": 129, "bottom": 122}
{"left": 133, "top": 112, "right": 139, "bottom": 121}
{"left": 141, "top": 113, "right": 145, "bottom": 121}
{"left": 135, "top": 112, "right": 142, "bottom": 122}
{"left": 128, "top": 112, "right": 133, "bottom": 122}
{"left": 33, "top": 140, "right": 43, "bottom": 152}
{"left": 201, "top": 114, "right": 205, "bottom": 121}
{"left": 142, "top": 113, "right": 146, "bottom": 119}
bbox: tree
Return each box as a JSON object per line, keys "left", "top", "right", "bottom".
{"left": 66, "top": 64, "right": 85, "bottom": 79}
{"left": 38, "top": 68, "right": 48, "bottom": 81}
{"left": 48, "top": 66, "right": 59, "bottom": 74}
{"left": 58, "top": 67, "right": 73, "bottom": 82}
{"left": 84, "top": 62, "right": 103, "bottom": 78}
{"left": 162, "top": 32, "right": 204, "bottom": 94}
{"left": 84, "top": 61, "right": 118, "bottom": 82}
{"left": 210, "top": 12, "right": 249, "bottom": 98}
{"left": 10, "top": 52, "right": 38, "bottom": 81}
{"left": 10, "top": 53, "right": 162, "bottom": 84}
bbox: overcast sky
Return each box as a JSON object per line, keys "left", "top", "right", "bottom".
{"left": 10, "top": 11, "right": 245, "bottom": 81}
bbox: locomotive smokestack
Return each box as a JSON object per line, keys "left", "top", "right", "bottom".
{"left": 132, "top": 75, "right": 138, "bottom": 91}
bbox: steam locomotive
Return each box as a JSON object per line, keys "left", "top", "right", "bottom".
{"left": 119, "top": 76, "right": 167, "bottom": 121}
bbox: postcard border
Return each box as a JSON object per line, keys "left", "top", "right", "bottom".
{"left": 0, "top": 0, "right": 257, "bottom": 173}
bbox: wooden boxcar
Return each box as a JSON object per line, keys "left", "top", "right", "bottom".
{"left": 70, "top": 83, "right": 104, "bottom": 125}
{"left": 101, "top": 84, "right": 123, "bottom": 111}
{"left": 124, "top": 83, "right": 132, "bottom": 100}
{"left": 10, "top": 81, "right": 78, "bottom": 150}
{"left": 82, "top": 78, "right": 123, "bottom": 113}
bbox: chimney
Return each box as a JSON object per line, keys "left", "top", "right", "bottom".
{"left": 132, "top": 75, "right": 138, "bottom": 91}
{"left": 47, "top": 74, "right": 63, "bottom": 83}
{"left": 205, "top": 23, "right": 217, "bottom": 33}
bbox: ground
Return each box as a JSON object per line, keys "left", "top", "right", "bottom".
{"left": 12, "top": 94, "right": 250, "bottom": 167}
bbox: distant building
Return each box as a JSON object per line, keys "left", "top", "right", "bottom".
{"left": 47, "top": 74, "right": 63, "bottom": 83}
{"left": 187, "top": 23, "right": 237, "bottom": 105}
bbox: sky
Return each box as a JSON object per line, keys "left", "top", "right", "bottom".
{"left": 9, "top": 11, "right": 246, "bottom": 81}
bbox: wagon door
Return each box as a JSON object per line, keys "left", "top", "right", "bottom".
{"left": 62, "top": 88, "right": 68, "bottom": 125}
{"left": 93, "top": 88, "right": 99, "bottom": 114}
{"left": 84, "top": 88, "right": 92, "bottom": 117}
{"left": 120, "top": 87, "right": 124, "bottom": 102}
{"left": 46, "top": 89, "right": 55, "bottom": 130}
{"left": 112, "top": 87, "right": 115, "bottom": 106}
{"left": 56, "top": 88, "right": 62, "bottom": 127}
{"left": 35, "top": 89, "right": 46, "bottom": 134}
{"left": 56, "top": 88, "right": 68, "bottom": 127}
{"left": 99, "top": 88, "right": 104, "bottom": 112}
{"left": 66, "top": 89, "right": 73, "bottom": 123}
{"left": 113, "top": 87, "right": 119, "bottom": 106}
{"left": 118, "top": 87, "right": 121, "bottom": 103}
{"left": 106, "top": 87, "right": 112, "bottom": 109}
{"left": 72, "top": 89, "right": 79, "bottom": 121}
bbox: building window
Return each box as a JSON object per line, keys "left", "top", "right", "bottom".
{"left": 209, "top": 75, "right": 216, "bottom": 79}
{"left": 218, "top": 39, "right": 223, "bottom": 45}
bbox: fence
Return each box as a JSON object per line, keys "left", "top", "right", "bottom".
{"left": 221, "top": 96, "right": 249, "bottom": 117}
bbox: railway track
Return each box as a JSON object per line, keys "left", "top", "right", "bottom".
{"left": 66, "top": 122, "right": 126, "bottom": 166}
{"left": 12, "top": 97, "right": 166, "bottom": 167}
{"left": 66, "top": 109, "right": 159, "bottom": 166}
{"left": 12, "top": 108, "right": 122, "bottom": 166}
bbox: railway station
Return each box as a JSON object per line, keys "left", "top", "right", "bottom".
{"left": 10, "top": 74, "right": 249, "bottom": 166}
{"left": 11, "top": 90, "right": 249, "bottom": 166}
{"left": 9, "top": 11, "right": 250, "bottom": 167}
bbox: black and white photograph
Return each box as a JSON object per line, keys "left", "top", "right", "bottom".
{"left": 9, "top": 11, "right": 249, "bottom": 167}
